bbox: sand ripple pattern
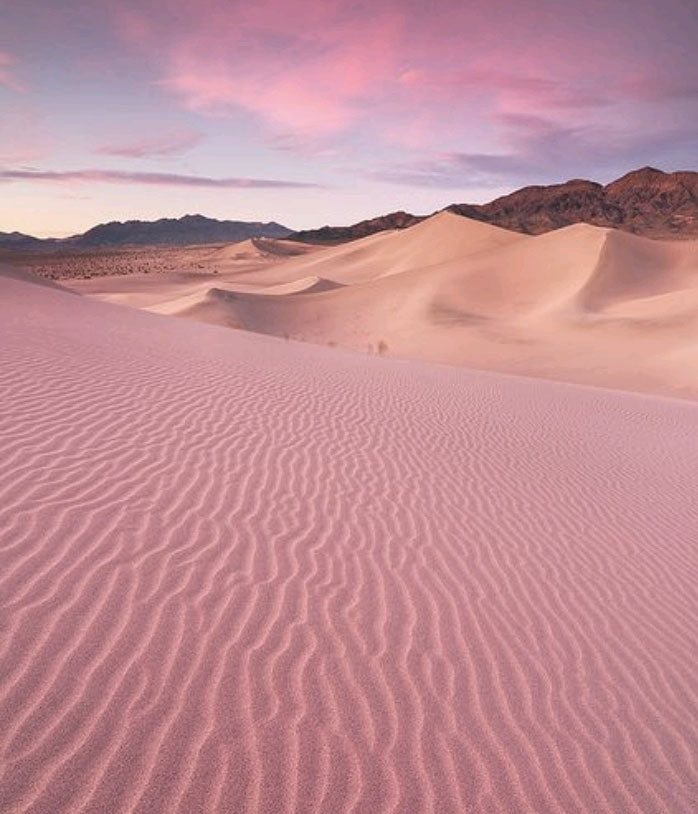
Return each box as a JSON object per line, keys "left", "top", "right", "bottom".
{"left": 1, "top": 275, "right": 697, "bottom": 813}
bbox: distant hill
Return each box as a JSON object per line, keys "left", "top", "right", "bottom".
{"left": 0, "top": 215, "right": 293, "bottom": 251}
{"left": 71, "top": 214, "right": 292, "bottom": 248}
{"left": 287, "top": 168, "right": 698, "bottom": 243}
{"left": 0, "top": 231, "right": 48, "bottom": 250}
{"left": 289, "top": 211, "right": 421, "bottom": 245}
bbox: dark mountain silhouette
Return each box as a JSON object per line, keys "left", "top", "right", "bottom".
{"left": 289, "top": 211, "right": 421, "bottom": 245}
{"left": 0, "top": 215, "right": 292, "bottom": 251}
{"left": 72, "top": 214, "right": 292, "bottom": 247}
{"left": 0, "top": 231, "right": 47, "bottom": 250}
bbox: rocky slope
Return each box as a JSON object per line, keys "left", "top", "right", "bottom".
{"left": 289, "top": 210, "right": 421, "bottom": 245}
{"left": 449, "top": 167, "right": 698, "bottom": 237}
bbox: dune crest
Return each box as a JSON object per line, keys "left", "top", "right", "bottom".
{"left": 241, "top": 211, "right": 529, "bottom": 287}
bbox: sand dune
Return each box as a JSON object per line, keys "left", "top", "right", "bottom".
{"left": 149, "top": 214, "right": 698, "bottom": 399}
{"left": 248, "top": 211, "right": 529, "bottom": 286}
{"left": 1, "top": 268, "right": 697, "bottom": 812}
{"left": 55, "top": 212, "right": 698, "bottom": 398}
{"left": 0, "top": 264, "right": 75, "bottom": 291}
{"left": 240, "top": 276, "right": 345, "bottom": 296}
{"left": 146, "top": 279, "right": 344, "bottom": 323}
{"left": 215, "top": 236, "right": 319, "bottom": 261}
{"left": 54, "top": 238, "right": 323, "bottom": 311}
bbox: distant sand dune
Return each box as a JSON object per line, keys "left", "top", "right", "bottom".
{"left": 55, "top": 212, "right": 698, "bottom": 398}
{"left": 1, "top": 269, "right": 697, "bottom": 812}
{"left": 143, "top": 214, "right": 698, "bottom": 398}
{"left": 255, "top": 210, "right": 529, "bottom": 286}
{"left": 215, "top": 236, "right": 319, "bottom": 262}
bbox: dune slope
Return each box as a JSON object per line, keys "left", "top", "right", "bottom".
{"left": 175, "top": 218, "right": 698, "bottom": 398}
{"left": 239, "top": 211, "right": 529, "bottom": 286}
{"left": 1, "top": 271, "right": 697, "bottom": 813}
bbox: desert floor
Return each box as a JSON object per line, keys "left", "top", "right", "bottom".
{"left": 1, "top": 261, "right": 697, "bottom": 812}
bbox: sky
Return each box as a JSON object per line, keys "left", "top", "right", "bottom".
{"left": 1, "top": 0, "right": 697, "bottom": 236}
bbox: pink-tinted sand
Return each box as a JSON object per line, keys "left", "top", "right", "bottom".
{"left": 1, "top": 271, "right": 697, "bottom": 813}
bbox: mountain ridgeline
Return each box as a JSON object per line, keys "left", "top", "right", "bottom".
{"left": 74, "top": 215, "right": 292, "bottom": 247}
{"left": 0, "top": 215, "right": 292, "bottom": 251}
{"left": 2, "top": 168, "right": 697, "bottom": 251}
{"left": 289, "top": 168, "right": 698, "bottom": 244}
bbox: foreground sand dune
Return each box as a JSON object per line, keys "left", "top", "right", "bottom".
{"left": 1, "top": 269, "right": 697, "bottom": 812}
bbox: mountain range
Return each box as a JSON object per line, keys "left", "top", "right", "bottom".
{"left": 2, "top": 167, "right": 697, "bottom": 251}
{"left": 290, "top": 167, "right": 698, "bottom": 243}
{"left": 0, "top": 214, "right": 292, "bottom": 251}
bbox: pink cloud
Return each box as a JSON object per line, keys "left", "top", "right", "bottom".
{"left": 392, "top": 65, "right": 614, "bottom": 120}
{"left": 0, "top": 51, "right": 24, "bottom": 92}
{"left": 0, "top": 150, "right": 43, "bottom": 163}
{"left": 0, "top": 168, "right": 319, "bottom": 188}
{"left": 105, "top": 0, "right": 697, "bottom": 166}
{"left": 268, "top": 132, "right": 342, "bottom": 159}
{"left": 94, "top": 129, "right": 205, "bottom": 158}
{"left": 115, "top": 0, "right": 405, "bottom": 136}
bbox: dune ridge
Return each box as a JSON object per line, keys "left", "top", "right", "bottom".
{"left": 1, "top": 270, "right": 697, "bottom": 812}
{"left": 144, "top": 213, "right": 698, "bottom": 399}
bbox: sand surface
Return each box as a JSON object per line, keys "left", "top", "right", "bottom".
{"left": 1, "top": 268, "right": 697, "bottom": 812}
{"left": 57, "top": 213, "right": 698, "bottom": 400}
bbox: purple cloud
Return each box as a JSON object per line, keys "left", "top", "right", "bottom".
{"left": 0, "top": 168, "right": 320, "bottom": 188}
{"left": 371, "top": 114, "right": 698, "bottom": 189}
{"left": 94, "top": 129, "right": 205, "bottom": 158}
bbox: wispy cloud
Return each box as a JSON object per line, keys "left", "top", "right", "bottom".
{"left": 0, "top": 149, "right": 45, "bottom": 163}
{"left": 94, "top": 129, "right": 205, "bottom": 158}
{"left": 268, "top": 132, "right": 342, "bottom": 159}
{"left": 0, "top": 168, "right": 320, "bottom": 188}
{"left": 398, "top": 68, "right": 615, "bottom": 113}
